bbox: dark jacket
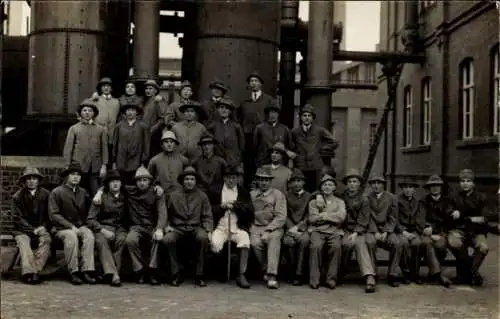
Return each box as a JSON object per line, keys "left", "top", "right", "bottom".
{"left": 193, "top": 154, "right": 226, "bottom": 204}
{"left": 420, "top": 194, "right": 453, "bottom": 234}
{"left": 87, "top": 191, "right": 128, "bottom": 232}
{"left": 48, "top": 184, "right": 90, "bottom": 231}
{"left": 12, "top": 187, "right": 51, "bottom": 236}
{"left": 396, "top": 193, "right": 426, "bottom": 234}
{"left": 340, "top": 190, "right": 370, "bottom": 234}
{"left": 237, "top": 92, "right": 275, "bottom": 134}
{"left": 112, "top": 119, "right": 150, "bottom": 171}
{"left": 207, "top": 119, "right": 245, "bottom": 168}
{"left": 213, "top": 185, "right": 254, "bottom": 231}
{"left": 366, "top": 191, "right": 398, "bottom": 233}
{"left": 124, "top": 185, "right": 167, "bottom": 230}
{"left": 167, "top": 187, "right": 214, "bottom": 232}
{"left": 449, "top": 189, "right": 489, "bottom": 235}
{"left": 285, "top": 190, "right": 311, "bottom": 232}
{"left": 253, "top": 121, "right": 292, "bottom": 167}
{"left": 290, "top": 124, "right": 338, "bottom": 171}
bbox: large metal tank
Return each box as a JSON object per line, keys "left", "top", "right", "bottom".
{"left": 193, "top": 2, "right": 281, "bottom": 104}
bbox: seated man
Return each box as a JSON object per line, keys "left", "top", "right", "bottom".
{"left": 397, "top": 179, "right": 426, "bottom": 284}
{"left": 448, "top": 169, "right": 490, "bottom": 286}
{"left": 308, "top": 174, "right": 346, "bottom": 290}
{"left": 12, "top": 167, "right": 52, "bottom": 284}
{"left": 162, "top": 166, "right": 213, "bottom": 287}
{"left": 211, "top": 166, "right": 254, "bottom": 289}
{"left": 48, "top": 163, "right": 96, "bottom": 285}
{"left": 420, "top": 175, "right": 452, "bottom": 287}
{"left": 261, "top": 142, "right": 294, "bottom": 193}
{"left": 282, "top": 169, "right": 311, "bottom": 286}
{"left": 249, "top": 166, "right": 287, "bottom": 289}
{"left": 340, "top": 169, "right": 376, "bottom": 293}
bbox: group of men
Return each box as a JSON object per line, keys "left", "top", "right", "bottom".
{"left": 9, "top": 73, "right": 491, "bottom": 293}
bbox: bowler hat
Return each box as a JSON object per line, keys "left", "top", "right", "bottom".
{"left": 247, "top": 70, "right": 264, "bottom": 84}
{"left": 104, "top": 170, "right": 122, "bottom": 184}
{"left": 178, "top": 100, "right": 203, "bottom": 114}
{"left": 144, "top": 79, "right": 160, "bottom": 91}
{"left": 223, "top": 165, "right": 244, "bottom": 176}
{"left": 209, "top": 79, "right": 229, "bottom": 92}
{"left": 342, "top": 168, "right": 363, "bottom": 184}
{"left": 78, "top": 99, "right": 99, "bottom": 118}
{"left": 19, "top": 167, "right": 44, "bottom": 183}
{"left": 216, "top": 97, "right": 236, "bottom": 110}
{"left": 398, "top": 178, "right": 420, "bottom": 188}
{"left": 161, "top": 130, "right": 180, "bottom": 144}
{"left": 96, "top": 77, "right": 112, "bottom": 91}
{"left": 368, "top": 174, "right": 386, "bottom": 184}
{"left": 289, "top": 169, "right": 306, "bottom": 182}
{"left": 61, "top": 163, "right": 83, "bottom": 178}
{"left": 424, "top": 175, "right": 444, "bottom": 188}
{"left": 255, "top": 166, "right": 274, "bottom": 179}
{"left": 198, "top": 132, "right": 217, "bottom": 146}
{"left": 134, "top": 166, "right": 153, "bottom": 180}
{"left": 177, "top": 166, "right": 200, "bottom": 184}
{"left": 120, "top": 103, "right": 143, "bottom": 115}
{"left": 300, "top": 104, "right": 316, "bottom": 118}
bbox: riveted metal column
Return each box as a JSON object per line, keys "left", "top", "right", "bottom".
{"left": 133, "top": 0, "right": 160, "bottom": 81}
{"left": 194, "top": 2, "right": 280, "bottom": 104}
{"left": 181, "top": 6, "right": 198, "bottom": 84}
{"left": 305, "top": 0, "right": 334, "bottom": 129}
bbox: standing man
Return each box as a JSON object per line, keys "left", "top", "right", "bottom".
{"left": 169, "top": 80, "right": 195, "bottom": 122}
{"left": 249, "top": 166, "right": 287, "bottom": 289}
{"left": 202, "top": 79, "right": 229, "bottom": 125}
{"left": 12, "top": 167, "right": 51, "bottom": 284}
{"left": 448, "top": 169, "right": 490, "bottom": 286}
{"left": 420, "top": 175, "right": 452, "bottom": 287}
{"left": 162, "top": 167, "right": 213, "bottom": 287}
{"left": 290, "top": 104, "right": 338, "bottom": 192}
{"left": 340, "top": 169, "right": 377, "bottom": 293}
{"left": 365, "top": 174, "right": 404, "bottom": 287}
{"left": 48, "top": 163, "right": 96, "bottom": 285}
{"left": 238, "top": 71, "right": 276, "bottom": 186}
{"left": 143, "top": 79, "right": 171, "bottom": 157}
{"left": 261, "top": 142, "right": 294, "bottom": 193}
{"left": 63, "top": 99, "right": 108, "bottom": 195}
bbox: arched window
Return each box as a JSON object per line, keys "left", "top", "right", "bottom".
{"left": 403, "top": 85, "right": 413, "bottom": 147}
{"left": 421, "top": 77, "right": 432, "bottom": 145}
{"left": 459, "top": 59, "right": 474, "bottom": 139}
{"left": 492, "top": 44, "right": 500, "bottom": 134}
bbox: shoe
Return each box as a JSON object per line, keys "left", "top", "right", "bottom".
{"left": 150, "top": 276, "right": 160, "bottom": 286}
{"left": 31, "top": 274, "right": 41, "bottom": 285}
{"left": 171, "top": 276, "right": 181, "bottom": 287}
{"left": 21, "top": 274, "right": 33, "bottom": 284}
{"left": 365, "top": 275, "right": 376, "bottom": 293}
{"left": 195, "top": 278, "right": 207, "bottom": 287}
{"left": 309, "top": 283, "right": 319, "bottom": 289}
{"left": 236, "top": 275, "right": 250, "bottom": 289}
{"left": 110, "top": 275, "right": 122, "bottom": 287}
{"left": 81, "top": 272, "right": 97, "bottom": 284}
{"left": 136, "top": 272, "right": 145, "bottom": 284}
{"left": 438, "top": 274, "right": 451, "bottom": 288}
{"left": 387, "top": 276, "right": 400, "bottom": 287}
{"left": 401, "top": 273, "right": 411, "bottom": 285}
{"left": 413, "top": 276, "right": 423, "bottom": 285}
{"left": 292, "top": 278, "right": 302, "bottom": 286}
{"left": 70, "top": 273, "right": 83, "bottom": 285}
{"left": 471, "top": 273, "right": 484, "bottom": 287}
{"left": 267, "top": 276, "right": 279, "bottom": 289}
{"left": 263, "top": 274, "right": 269, "bottom": 282}
{"left": 325, "top": 280, "right": 337, "bottom": 290}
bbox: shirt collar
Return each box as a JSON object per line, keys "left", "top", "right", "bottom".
{"left": 212, "top": 96, "right": 221, "bottom": 102}
{"left": 256, "top": 188, "right": 273, "bottom": 197}
{"left": 222, "top": 118, "right": 229, "bottom": 124}
{"left": 302, "top": 124, "right": 312, "bottom": 132}
{"left": 127, "top": 119, "right": 136, "bottom": 126}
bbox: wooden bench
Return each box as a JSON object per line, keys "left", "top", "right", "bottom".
{"left": 0, "top": 234, "right": 20, "bottom": 272}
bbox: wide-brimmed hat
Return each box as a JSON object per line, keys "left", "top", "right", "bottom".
{"left": 209, "top": 79, "right": 228, "bottom": 92}
{"left": 398, "top": 178, "right": 420, "bottom": 188}
{"left": 458, "top": 169, "right": 474, "bottom": 180}
{"left": 120, "top": 103, "right": 143, "bottom": 115}
{"left": 264, "top": 100, "right": 281, "bottom": 113}
{"left": 300, "top": 104, "right": 316, "bottom": 118}
{"left": 368, "top": 174, "right": 386, "bottom": 184}
{"left": 247, "top": 70, "right": 264, "bottom": 84}
{"left": 104, "top": 170, "right": 122, "bottom": 184}
{"left": 134, "top": 166, "right": 153, "bottom": 180}
{"left": 216, "top": 97, "right": 236, "bottom": 110}
{"left": 161, "top": 130, "right": 180, "bottom": 144}
{"left": 179, "top": 100, "right": 203, "bottom": 114}
{"left": 19, "top": 167, "right": 44, "bottom": 183}
{"left": 180, "top": 80, "right": 192, "bottom": 90}
{"left": 424, "top": 175, "right": 444, "bottom": 188}
{"left": 268, "top": 142, "right": 289, "bottom": 159}
{"left": 96, "top": 77, "right": 112, "bottom": 91}
{"left": 177, "top": 166, "right": 200, "bottom": 183}
{"left": 223, "top": 165, "right": 244, "bottom": 176}
{"left": 78, "top": 99, "right": 99, "bottom": 118}
{"left": 144, "top": 79, "right": 160, "bottom": 91}
{"left": 342, "top": 168, "right": 363, "bottom": 184}
{"left": 198, "top": 132, "right": 217, "bottom": 146}
{"left": 124, "top": 78, "right": 136, "bottom": 86}
{"left": 319, "top": 173, "right": 337, "bottom": 187}
{"left": 61, "top": 163, "right": 83, "bottom": 178}
{"left": 255, "top": 166, "right": 274, "bottom": 179}
{"left": 289, "top": 169, "right": 305, "bottom": 182}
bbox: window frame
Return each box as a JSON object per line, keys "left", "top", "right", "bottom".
{"left": 460, "top": 59, "right": 475, "bottom": 140}
{"left": 403, "top": 85, "right": 413, "bottom": 147}
{"left": 421, "top": 78, "right": 432, "bottom": 145}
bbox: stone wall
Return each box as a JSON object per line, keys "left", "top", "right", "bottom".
{"left": 1, "top": 156, "right": 66, "bottom": 232}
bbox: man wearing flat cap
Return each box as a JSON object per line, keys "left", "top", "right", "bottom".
{"left": 12, "top": 167, "right": 51, "bottom": 285}
{"left": 448, "top": 169, "right": 490, "bottom": 286}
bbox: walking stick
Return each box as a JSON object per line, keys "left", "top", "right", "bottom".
{"left": 227, "top": 208, "right": 232, "bottom": 282}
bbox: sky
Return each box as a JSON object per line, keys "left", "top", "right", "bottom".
{"left": 159, "top": 1, "right": 381, "bottom": 58}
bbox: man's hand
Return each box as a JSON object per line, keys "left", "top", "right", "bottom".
{"left": 430, "top": 234, "right": 442, "bottom": 242}
{"left": 100, "top": 228, "right": 115, "bottom": 240}
{"left": 99, "top": 165, "right": 107, "bottom": 179}
{"left": 347, "top": 232, "right": 358, "bottom": 242}
{"left": 165, "top": 225, "right": 175, "bottom": 233}
{"left": 154, "top": 95, "right": 163, "bottom": 102}
{"left": 315, "top": 195, "right": 326, "bottom": 210}
{"left": 152, "top": 229, "right": 164, "bottom": 241}
{"left": 71, "top": 226, "right": 79, "bottom": 233}
{"left": 288, "top": 225, "right": 299, "bottom": 235}
{"left": 423, "top": 227, "right": 433, "bottom": 236}
{"left": 153, "top": 185, "right": 164, "bottom": 197}
{"left": 33, "top": 226, "right": 47, "bottom": 236}
{"left": 376, "top": 232, "right": 388, "bottom": 242}
{"left": 226, "top": 202, "right": 234, "bottom": 210}
{"left": 93, "top": 189, "right": 104, "bottom": 205}
{"left": 451, "top": 210, "right": 460, "bottom": 220}
{"left": 470, "top": 216, "right": 485, "bottom": 223}
{"left": 261, "top": 230, "right": 271, "bottom": 244}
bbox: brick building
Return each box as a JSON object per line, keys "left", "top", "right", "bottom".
{"left": 379, "top": 1, "right": 499, "bottom": 200}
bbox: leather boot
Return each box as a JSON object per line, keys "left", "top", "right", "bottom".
{"left": 236, "top": 248, "right": 250, "bottom": 289}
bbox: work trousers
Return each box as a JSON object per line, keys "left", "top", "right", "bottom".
{"left": 250, "top": 226, "right": 283, "bottom": 276}
{"left": 55, "top": 226, "right": 95, "bottom": 274}
{"left": 400, "top": 233, "right": 423, "bottom": 276}
{"left": 161, "top": 227, "right": 209, "bottom": 277}
{"left": 124, "top": 225, "right": 160, "bottom": 272}
{"left": 422, "top": 234, "right": 448, "bottom": 276}
{"left": 211, "top": 228, "right": 250, "bottom": 253}
{"left": 448, "top": 230, "right": 489, "bottom": 276}
{"left": 15, "top": 233, "right": 52, "bottom": 275}
{"left": 341, "top": 233, "right": 376, "bottom": 277}
{"left": 365, "top": 232, "right": 404, "bottom": 277}
{"left": 94, "top": 226, "right": 127, "bottom": 276}
{"left": 282, "top": 231, "right": 309, "bottom": 277}
{"left": 309, "top": 231, "right": 342, "bottom": 286}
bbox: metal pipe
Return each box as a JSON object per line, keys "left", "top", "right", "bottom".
{"left": 133, "top": 0, "right": 160, "bottom": 80}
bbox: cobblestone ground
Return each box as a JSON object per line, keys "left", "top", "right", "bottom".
{"left": 1, "top": 236, "right": 498, "bottom": 319}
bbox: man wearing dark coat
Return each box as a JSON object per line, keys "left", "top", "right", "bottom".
{"left": 12, "top": 167, "right": 51, "bottom": 284}
{"left": 201, "top": 79, "right": 230, "bottom": 125}
{"left": 210, "top": 165, "right": 254, "bottom": 288}
{"left": 161, "top": 166, "right": 213, "bottom": 287}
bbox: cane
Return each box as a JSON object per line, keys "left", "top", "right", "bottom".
{"left": 227, "top": 208, "right": 232, "bottom": 282}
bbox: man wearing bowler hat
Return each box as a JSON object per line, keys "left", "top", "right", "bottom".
{"left": 143, "top": 79, "right": 172, "bottom": 157}
{"left": 397, "top": 178, "right": 426, "bottom": 284}
{"left": 202, "top": 79, "right": 230, "bottom": 125}
{"left": 48, "top": 163, "right": 97, "bottom": 285}
{"left": 12, "top": 167, "right": 52, "bottom": 285}
{"left": 420, "top": 175, "right": 453, "bottom": 287}
{"left": 63, "top": 99, "right": 108, "bottom": 196}
{"left": 250, "top": 166, "right": 287, "bottom": 289}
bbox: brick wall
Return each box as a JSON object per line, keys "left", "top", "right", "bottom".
{"left": 1, "top": 156, "right": 66, "bottom": 233}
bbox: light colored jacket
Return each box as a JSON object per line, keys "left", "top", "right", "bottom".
{"left": 94, "top": 95, "right": 120, "bottom": 144}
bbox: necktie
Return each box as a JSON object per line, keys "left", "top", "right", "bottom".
{"left": 252, "top": 93, "right": 257, "bottom": 102}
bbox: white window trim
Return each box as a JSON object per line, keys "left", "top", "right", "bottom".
{"left": 422, "top": 79, "right": 432, "bottom": 145}
{"left": 404, "top": 87, "right": 413, "bottom": 147}
{"left": 461, "top": 61, "right": 474, "bottom": 139}
{"left": 494, "top": 48, "right": 500, "bottom": 135}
